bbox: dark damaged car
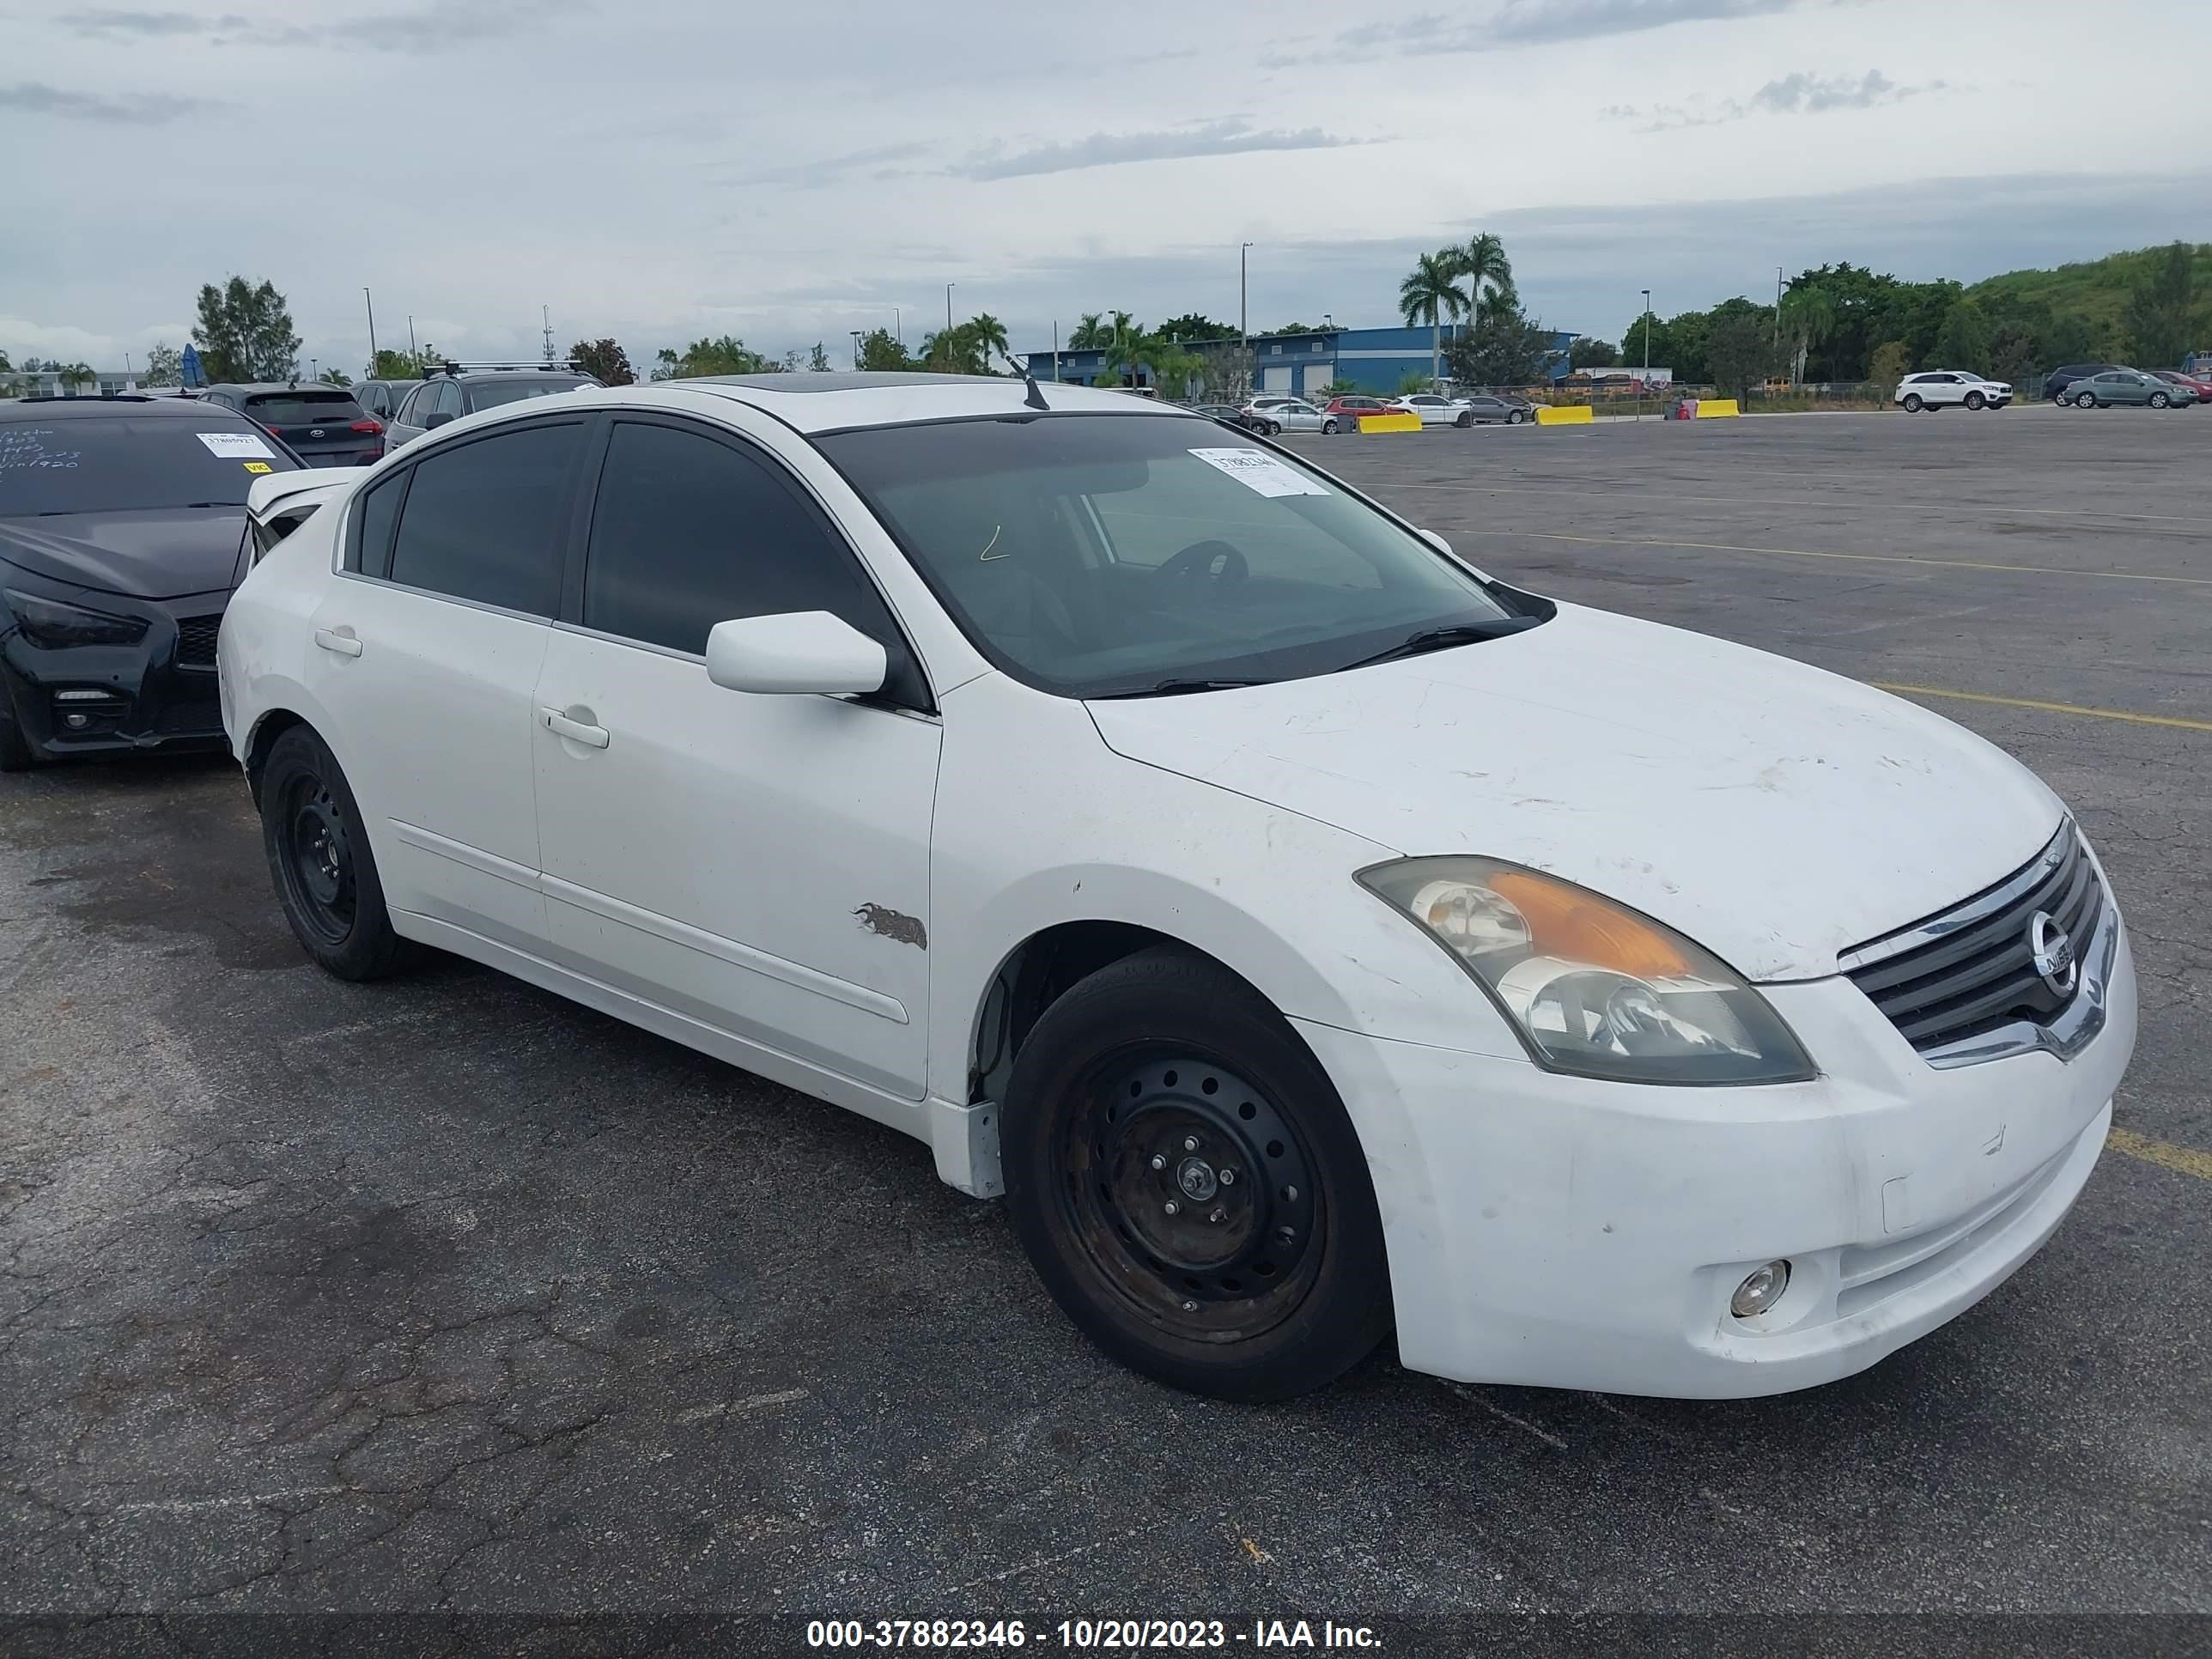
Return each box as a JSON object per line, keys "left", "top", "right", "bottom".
{"left": 0, "top": 396, "right": 300, "bottom": 770}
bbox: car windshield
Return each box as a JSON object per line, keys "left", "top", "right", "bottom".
{"left": 243, "top": 391, "right": 364, "bottom": 424}
{"left": 466, "top": 377, "right": 593, "bottom": 410}
{"left": 818, "top": 413, "right": 1517, "bottom": 697}
{"left": 0, "top": 417, "right": 300, "bottom": 517}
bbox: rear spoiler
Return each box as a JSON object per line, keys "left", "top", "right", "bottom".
{"left": 246, "top": 467, "right": 362, "bottom": 524}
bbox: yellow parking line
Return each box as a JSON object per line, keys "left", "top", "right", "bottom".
{"left": 2107, "top": 1127, "right": 2212, "bottom": 1182}
{"left": 1453, "top": 526, "right": 2212, "bottom": 586}
{"left": 1873, "top": 684, "right": 2212, "bottom": 733}
{"left": 1395, "top": 480, "right": 2211, "bottom": 528}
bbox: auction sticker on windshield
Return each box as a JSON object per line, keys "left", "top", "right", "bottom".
{"left": 197, "top": 431, "right": 275, "bottom": 459}
{"left": 1188, "top": 447, "right": 1328, "bottom": 498}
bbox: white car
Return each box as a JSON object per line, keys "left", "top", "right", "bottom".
{"left": 222, "top": 373, "right": 2135, "bottom": 1403}
{"left": 1397, "top": 392, "right": 1470, "bottom": 426}
{"left": 1244, "top": 396, "right": 1326, "bottom": 433}
{"left": 1895, "top": 371, "right": 2013, "bottom": 411}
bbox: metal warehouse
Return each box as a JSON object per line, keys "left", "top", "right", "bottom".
{"left": 1024, "top": 323, "right": 1578, "bottom": 397}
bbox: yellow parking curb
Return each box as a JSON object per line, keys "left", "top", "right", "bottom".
{"left": 1534, "top": 404, "right": 1593, "bottom": 425}
{"left": 1356, "top": 412, "right": 1422, "bottom": 434}
{"left": 1696, "top": 398, "right": 1742, "bottom": 418}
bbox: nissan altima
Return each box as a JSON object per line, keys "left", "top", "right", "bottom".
{"left": 218, "top": 373, "right": 2136, "bottom": 1401}
{"left": 2, "top": 394, "right": 301, "bottom": 769}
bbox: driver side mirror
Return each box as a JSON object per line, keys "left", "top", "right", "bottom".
{"left": 1416, "top": 527, "right": 1454, "bottom": 557}
{"left": 422, "top": 410, "right": 456, "bottom": 430}
{"left": 706, "top": 611, "right": 887, "bottom": 697}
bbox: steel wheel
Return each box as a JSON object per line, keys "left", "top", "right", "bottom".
{"left": 276, "top": 772, "right": 357, "bottom": 945}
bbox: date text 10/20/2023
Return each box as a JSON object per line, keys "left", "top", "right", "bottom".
{"left": 805, "top": 1618, "right": 1382, "bottom": 1649}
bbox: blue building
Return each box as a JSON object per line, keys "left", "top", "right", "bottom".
{"left": 1023, "top": 322, "right": 1577, "bottom": 397}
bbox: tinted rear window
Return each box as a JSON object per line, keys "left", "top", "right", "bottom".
{"left": 0, "top": 417, "right": 299, "bottom": 517}
{"left": 386, "top": 421, "right": 585, "bottom": 614}
{"left": 245, "top": 391, "right": 366, "bottom": 424}
{"left": 465, "top": 377, "right": 593, "bottom": 411}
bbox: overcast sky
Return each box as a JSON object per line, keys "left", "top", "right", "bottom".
{"left": 5, "top": 0, "right": 2209, "bottom": 375}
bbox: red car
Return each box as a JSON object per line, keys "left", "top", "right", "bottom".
{"left": 1318, "top": 394, "right": 1407, "bottom": 433}
{"left": 2148, "top": 369, "right": 2209, "bottom": 404}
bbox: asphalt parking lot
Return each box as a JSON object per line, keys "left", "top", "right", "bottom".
{"left": 4, "top": 402, "right": 2209, "bottom": 1651}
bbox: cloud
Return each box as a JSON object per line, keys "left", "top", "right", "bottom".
{"left": 0, "top": 81, "right": 222, "bottom": 123}
{"left": 64, "top": 0, "right": 581, "bottom": 52}
{"left": 954, "top": 119, "right": 1366, "bottom": 182}
{"left": 1271, "top": 0, "right": 1843, "bottom": 64}
{"left": 1608, "top": 68, "right": 1938, "bottom": 130}
{"left": 726, "top": 143, "right": 932, "bottom": 189}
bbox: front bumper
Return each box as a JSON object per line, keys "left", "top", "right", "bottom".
{"left": 1, "top": 588, "right": 233, "bottom": 759}
{"left": 1295, "top": 911, "right": 2136, "bottom": 1398}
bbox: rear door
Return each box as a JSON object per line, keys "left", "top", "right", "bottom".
{"left": 243, "top": 388, "right": 380, "bottom": 467}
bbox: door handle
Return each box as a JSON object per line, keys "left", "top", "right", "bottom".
{"left": 540, "top": 706, "right": 610, "bottom": 749}
{"left": 313, "top": 627, "right": 362, "bottom": 657}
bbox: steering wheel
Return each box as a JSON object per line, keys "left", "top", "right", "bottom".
{"left": 1156, "top": 539, "right": 1249, "bottom": 592}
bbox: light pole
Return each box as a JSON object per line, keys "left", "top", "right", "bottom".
{"left": 363, "top": 287, "right": 378, "bottom": 372}
{"left": 849, "top": 329, "right": 863, "bottom": 370}
{"left": 945, "top": 283, "right": 955, "bottom": 337}
{"left": 406, "top": 314, "right": 417, "bottom": 362}
{"left": 894, "top": 307, "right": 901, "bottom": 344}
{"left": 1240, "top": 241, "right": 1254, "bottom": 401}
{"left": 1051, "top": 320, "right": 1060, "bottom": 382}
{"left": 1639, "top": 288, "right": 1652, "bottom": 422}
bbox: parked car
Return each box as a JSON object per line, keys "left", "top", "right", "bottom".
{"left": 1245, "top": 397, "right": 1327, "bottom": 434}
{"left": 2146, "top": 368, "right": 2208, "bottom": 404}
{"left": 0, "top": 393, "right": 301, "bottom": 769}
{"left": 1397, "top": 393, "right": 1467, "bottom": 427}
{"left": 1318, "top": 394, "right": 1407, "bottom": 433}
{"left": 1894, "top": 372, "right": 2012, "bottom": 411}
{"left": 1455, "top": 392, "right": 1536, "bottom": 425}
{"left": 2063, "top": 368, "right": 2185, "bottom": 409}
{"left": 353, "top": 379, "right": 415, "bottom": 423}
{"left": 384, "top": 362, "right": 601, "bottom": 453}
{"left": 222, "top": 373, "right": 2135, "bottom": 1402}
{"left": 200, "top": 382, "right": 386, "bottom": 465}
{"left": 2042, "top": 363, "right": 2121, "bottom": 402}
{"left": 1192, "top": 403, "right": 1279, "bottom": 436}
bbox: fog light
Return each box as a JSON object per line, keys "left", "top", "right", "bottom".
{"left": 1730, "top": 1260, "right": 1790, "bottom": 1319}
{"left": 63, "top": 712, "right": 92, "bottom": 730}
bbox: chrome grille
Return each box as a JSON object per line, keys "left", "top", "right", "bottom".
{"left": 174, "top": 613, "right": 222, "bottom": 669}
{"left": 1840, "top": 822, "right": 2104, "bottom": 1056}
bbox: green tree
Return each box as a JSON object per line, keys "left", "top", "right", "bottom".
{"left": 856, "top": 328, "right": 913, "bottom": 371}
{"left": 969, "top": 312, "right": 1012, "bottom": 371}
{"left": 1398, "top": 248, "right": 1468, "bottom": 386}
{"left": 141, "top": 342, "right": 183, "bottom": 386}
{"left": 920, "top": 322, "right": 990, "bottom": 374}
{"left": 1451, "top": 232, "right": 1515, "bottom": 325}
{"left": 1258, "top": 323, "right": 1323, "bottom": 337}
{"left": 1068, "top": 312, "right": 1109, "bottom": 349}
{"left": 807, "top": 342, "right": 832, "bottom": 372}
{"left": 191, "top": 275, "right": 300, "bottom": 382}
{"left": 1929, "top": 298, "right": 1992, "bottom": 374}
{"left": 1154, "top": 313, "right": 1237, "bottom": 344}
{"left": 1984, "top": 324, "right": 2038, "bottom": 390}
{"left": 2127, "top": 240, "right": 2195, "bottom": 367}
{"left": 1444, "top": 302, "right": 1556, "bottom": 387}
{"left": 1567, "top": 336, "right": 1619, "bottom": 370}
{"left": 653, "top": 335, "right": 773, "bottom": 379}
{"left": 569, "top": 338, "right": 635, "bottom": 386}
{"left": 0, "top": 351, "right": 10, "bottom": 374}
{"left": 1705, "top": 313, "right": 1773, "bottom": 399}
{"left": 320, "top": 367, "right": 353, "bottom": 386}
{"left": 58, "top": 362, "right": 97, "bottom": 392}
{"left": 1868, "top": 340, "right": 1912, "bottom": 393}
{"left": 1316, "top": 378, "right": 1362, "bottom": 397}
{"left": 1779, "top": 283, "right": 1838, "bottom": 382}
{"left": 369, "top": 348, "right": 422, "bottom": 380}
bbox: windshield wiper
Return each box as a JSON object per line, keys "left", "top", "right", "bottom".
{"left": 1338, "top": 616, "right": 1542, "bottom": 672}
{"left": 1090, "top": 677, "right": 1276, "bottom": 699}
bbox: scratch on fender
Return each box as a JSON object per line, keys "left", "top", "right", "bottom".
{"left": 854, "top": 902, "right": 928, "bottom": 949}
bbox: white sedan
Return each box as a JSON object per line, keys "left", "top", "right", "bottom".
{"left": 223, "top": 373, "right": 2135, "bottom": 1402}
{"left": 1244, "top": 396, "right": 1327, "bottom": 433}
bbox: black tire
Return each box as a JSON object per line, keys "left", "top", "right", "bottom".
{"left": 1505, "top": 409, "right": 1524, "bottom": 424}
{"left": 2079, "top": 392, "right": 2100, "bottom": 409}
{"left": 1001, "top": 946, "right": 1391, "bottom": 1401}
{"left": 258, "top": 724, "right": 413, "bottom": 981}
{"left": 1321, "top": 417, "right": 1340, "bottom": 434}
{"left": 1901, "top": 393, "right": 1923, "bottom": 412}
{"left": 1455, "top": 410, "right": 1473, "bottom": 428}
{"left": 0, "top": 698, "right": 33, "bottom": 773}
{"left": 2149, "top": 392, "right": 2171, "bottom": 409}
{"left": 1965, "top": 391, "right": 1985, "bottom": 410}
{"left": 1265, "top": 421, "right": 1281, "bottom": 437}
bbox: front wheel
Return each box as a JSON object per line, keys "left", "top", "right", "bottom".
{"left": 2150, "top": 392, "right": 2171, "bottom": 408}
{"left": 1263, "top": 421, "right": 1281, "bottom": 436}
{"left": 1965, "top": 391, "right": 1985, "bottom": 410}
{"left": 1001, "top": 947, "right": 1392, "bottom": 1401}
{"left": 1455, "top": 411, "right": 1473, "bottom": 428}
{"left": 1901, "top": 393, "right": 1923, "bottom": 411}
{"left": 259, "top": 725, "right": 415, "bottom": 981}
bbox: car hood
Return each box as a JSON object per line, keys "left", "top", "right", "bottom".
{"left": 0, "top": 507, "right": 248, "bottom": 600}
{"left": 1085, "top": 604, "right": 2062, "bottom": 981}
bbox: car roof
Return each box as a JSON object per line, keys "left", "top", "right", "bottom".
{"left": 209, "top": 381, "right": 355, "bottom": 395}
{"left": 0, "top": 395, "right": 259, "bottom": 422}
{"left": 558, "top": 373, "right": 1188, "bottom": 436}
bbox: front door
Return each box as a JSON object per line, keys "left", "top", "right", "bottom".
{"left": 307, "top": 416, "right": 589, "bottom": 950}
{"left": 531, "top": 415, "right": 940, "bottom": 1100}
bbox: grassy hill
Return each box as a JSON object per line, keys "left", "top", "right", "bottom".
{"left": 1966, "top": 243, "right": 2212, "bottom": 351}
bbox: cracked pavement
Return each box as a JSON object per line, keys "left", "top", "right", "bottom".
{"left": 2, "top": 405, "right": 2208, "bottom": 1651}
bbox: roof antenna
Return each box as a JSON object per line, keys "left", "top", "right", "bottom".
{"left": 1017, "top": 352, "right": 1049, "bottom": 410}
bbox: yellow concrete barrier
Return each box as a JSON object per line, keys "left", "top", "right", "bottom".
{"left": 1696, "top": 398, "right": 1741, "bottom": 418}
{"left": 1356, "top": 412, "right": 1422, "bottom": 433}
{"left": 1534, "top": 404, "right": 1594, "bottom": 425}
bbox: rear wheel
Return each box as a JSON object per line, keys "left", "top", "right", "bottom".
{"left": 1505, "top": 409, "right": 1525, "bottom": 424}
{"left": 1002, "top": 946, "right": 1392, "bottom": 1401}
{"left": 0, "top": 702, "right": 33, "bottom": 773}
{"left": 259, "top": 725, "right": 414, "bottom": 981}
{"left": 1901, "top": 393, "right": 1923, "bottom": 412}
{"left": 2077, "top": 392, "right": 2100, "bottom": 408}
{"left": 1455, "top": 410, "right": 1473, "bottom": 428}
{"left": 1321, "top": 417, "right": 1340, "bottom": 434}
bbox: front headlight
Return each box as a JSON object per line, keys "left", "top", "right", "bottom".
{"left": 1358, "top": 856, "right": 1815, "bottom": 1085}
{"left": 4, "top": 589, "right": 149, "bottom": 648}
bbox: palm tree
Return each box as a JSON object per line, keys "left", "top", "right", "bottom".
{"left": 969, "top": 312, "right": 1012, "bottom": 372}
{"left": 1399, "top": 250, "right": 1468, "bottom": 386}
{"left": 1778, "top": 285, "right": 1838, "bottom": 384}
{"left": 1100, "top": 315, "right": 1169, "bottom": 390}
{"left": 1069, "top": 312, "right": 1108, "bottom": 349}
{"left": 1453, "top": 232, "right": 1516, "bottom": 326}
